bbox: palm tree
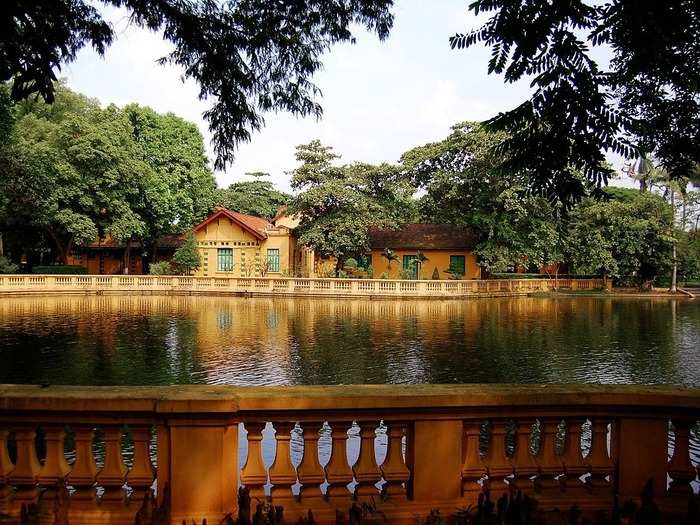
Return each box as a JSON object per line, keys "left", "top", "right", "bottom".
{"left": 413, "top": 251, "right": 429, "bottom": 280}
{"left": 382, "top": 248, "right": 399, "bottom": 274}
{"left": 632, "top": 157, "right": 666, "bottom": 192}
{"left": 632, "top": 158, "right": 699, "bottom": 293}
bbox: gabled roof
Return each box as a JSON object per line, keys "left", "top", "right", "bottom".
{"left": 191, "top": 208, "right": 272, "bottom": 240}
{"left": 369, "top": 224, "right": 479, "bottom": 251}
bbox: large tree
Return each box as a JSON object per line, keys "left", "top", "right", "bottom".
{"left": 124, "top": 103, "right": 216, "bottom": 257}
{"left": 289, "top": 140, "right": 406, "bottom": 275}
{"left": 401, "top": 122, "right": 563, "bottom": 273}
{"left": 565, "top": 191, "right": 674, "bottom": 286}
{"left": 215, "top": 175, "right": 291, "bottom": 220}
{"left": 450, "top": 1, "right": 700, "bottom": 204}
{"left": 1, "top": 0, "right": 394, "bottom": 170}
{"left": 0, "top": 83, "right": 216, "bottom": 266}
{"left": 1, "top": 84, "right": 149, "bottom": 263}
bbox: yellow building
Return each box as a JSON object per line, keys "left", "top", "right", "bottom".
{"left": 191, "top": 208, "right": 314, "bottom": 277}
{"left": 368, "top": 224, "right": 481, "bottom": 280}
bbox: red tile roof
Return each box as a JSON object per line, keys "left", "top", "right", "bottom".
{"left": 369, "top": 224, "right": 479, "bottom": 251}
{"left": 191, "top": 208, "right": 272, "bottom": 240}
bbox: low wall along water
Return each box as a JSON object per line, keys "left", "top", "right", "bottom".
{"left": 0, "top": 274, "right": 607, "bottom": 297}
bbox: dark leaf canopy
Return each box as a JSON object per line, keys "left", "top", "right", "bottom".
{"left": 1, "top": 0, "right": 394, "bottom": 170}
{"left": 450, "top": 0, "right": 700, "bottom": 203}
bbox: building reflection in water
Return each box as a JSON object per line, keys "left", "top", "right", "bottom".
{"left": 0, "top": 294, "right": 699, "bottom": 386}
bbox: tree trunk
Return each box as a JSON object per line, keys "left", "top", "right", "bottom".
{"left": 670, "top": 242, "right": 678, "bottom": 294}
{"left": 0, "top": 231, "right": 3, "bottom": 257}
{"left": 46, "top": 229, "right": 72, "bottom": 264}
{"left": 670, "top": 188, "right": 678, "bottom": 294}
{"left": 334, "top": 257, "right": 343, "bottom": 278}
{"left": 124, "top": 238, "right": 132, "bottom": 275}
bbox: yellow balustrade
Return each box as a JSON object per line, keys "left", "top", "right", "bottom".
{"left": 0, "top": 384, "right": 696, "bottom": 524}
{"left": 0, "top": 275, "right": 606, "bottom": 298}
{"left": 296, "top": 422, "right": 325, "bottom": 500}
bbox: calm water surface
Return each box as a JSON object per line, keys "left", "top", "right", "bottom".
{"left": 0, "top": 295, "right": 699, "bottom": 386}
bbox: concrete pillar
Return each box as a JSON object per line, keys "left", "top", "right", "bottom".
{"left": 167, "top": 422, "right": 238, "bottom": 524}
{"left": 617, "top": 418, "right": 667, "bottom": 500}
{"left": 409, "top": 420, "right": 462, "bottom": 501}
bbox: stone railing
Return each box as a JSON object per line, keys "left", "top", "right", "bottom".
{"left": 0, "top": 384, "right": 698, "bottom": 524}
{"left": 0, "top": 275, "right": 607, "bottom": 297}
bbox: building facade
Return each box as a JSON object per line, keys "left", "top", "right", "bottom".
{"left": 65, "top": 212, "right": 482, "bottom": 279}
{"left": 191, "top": 208, "right": 313, "bottom": 277}
{"left": 368, "top": 224, "right": 481, "bottom": 280}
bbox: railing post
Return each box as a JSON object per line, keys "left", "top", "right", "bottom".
{"left": 668, "top": 419, "right": 696, "bottom": 496}
{"left": 410, "top": 419, "right": 462, "bottom": 501}
{"left": 166, "top": 419, "right": 238, "bottom": 524}
{"left": 617, "top": 418, "right": 667, "bottom": 501}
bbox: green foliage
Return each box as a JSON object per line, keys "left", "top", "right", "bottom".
{"left": 431, "top": 267, "right": 440, "bottom": 280}
{"left": 445, "top": 264, "right": 464, "bottom": 280}
{"left": 565, "top": 192, "right": 674, "bottom": 284}
{"left": 2, "top": 0, "right": 394, "bottom": 169}
{"left": 148, "top": 261, "right": 172, "bottom": 275}
{"left": 490, "top": 273, "right": 547, "bottom": 280}
{"left": 123, "top": 104, "right": 217, "bottom": 242}
{"left": 0, "top": 256, "right": 18, "bottom": 274}
{"left": 381, "top": 248, "right": 399, "bottom": 271}
{"left": 413, "top": 251, "right": 429, "bottom": 279}
{"left": 678, "top": 232, "right": 700, "bottom": 282}
{"left": 289, "top": 140, "right": 409, "bottom": 275}
{"left": 603, "top": 186, "right": 643, "bottom": 203}
{"left": 216, "top": 180, "right": 290, "bottom": 219}
{"left": 172, "top": 234, "right": 201, "bottom": 275}
{"left": 404, "top": 122, "right": 563, "bottom": 273}
{"left": 0, "top": 83, "right": 216, "bottom": 264}
{"left": 32, "top": 265, "right": 86, "bottom": 274}
{"left": 344, "top": 258, "right": 358, "bottom": 269}
{"left": 450, "top": 1, "right": 699, "bottom": 203}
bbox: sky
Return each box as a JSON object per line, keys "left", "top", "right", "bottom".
{"left": 64, "top": 0, "right": 631, "bottom": 193}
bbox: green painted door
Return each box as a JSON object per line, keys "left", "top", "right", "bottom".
{"left": 402, "top": 255, "right": 418, "bottom": 279}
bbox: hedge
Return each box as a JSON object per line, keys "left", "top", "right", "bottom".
{"left": 32, "top": 265, "right": 87, "bottom": 275}
{"left": 489, "top": 273, "right": 600, "bottom": 280}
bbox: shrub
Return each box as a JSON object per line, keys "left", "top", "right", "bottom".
{"left": 0, "top": 256, "right": 18, "bottom": 274}
{"left": 379, "top": 271, "right": 388, "bottom": 279}
{"left": 431, "top": 267, "right": 440, "bottom": 280}
{"left": 149, "top": 261, "right": 172, "bottom": 275}
{"left": 32, "top": 265, "right": 86, "bottom": 275}
{"left": 344, "top": 258, "right": 358, "bottom": 269}
{"left": 173, "top": 233, "right": 201, "bottom": 275}
{"left": 490, "top": 272, "right": 547, "bottom": 280}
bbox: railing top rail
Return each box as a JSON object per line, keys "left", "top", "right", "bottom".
{"left": 8, "top": 275, "right": 602, "bottom": 284}
{"left": 1, "top": 383, "right": 698, "bottom": 415}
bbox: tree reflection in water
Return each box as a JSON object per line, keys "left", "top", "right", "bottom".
{"left": 0, "top": 295, "right": 698, "bottom": 386}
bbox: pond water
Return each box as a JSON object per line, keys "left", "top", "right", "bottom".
{"left": 1, "top": 294, "right": 699, "bottom": 386}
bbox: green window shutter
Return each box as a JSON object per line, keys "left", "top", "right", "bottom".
{"left": 217, "top": 248, "right": 234, "bottom": 272}
{"left": 449, "top": 255, "right": 466, "bottom": 276}
{"left": 267, "top": 249, "right": 280, "bottom": 272}
{"left": 402, "top": 255, "right": 418, "bottom": 279}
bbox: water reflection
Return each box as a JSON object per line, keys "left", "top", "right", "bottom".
{"left": 0, "top": 295, "right": 699, "bottom": 386}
